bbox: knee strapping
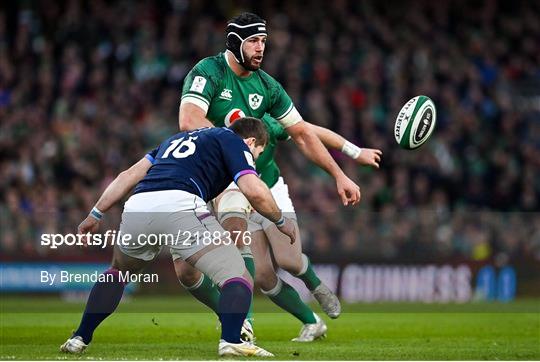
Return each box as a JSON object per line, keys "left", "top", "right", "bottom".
{"left": 215, "top": 190, "right": 251, "bottom": 223}
{"left": 194, "top": 246, "right": 246, "bottom": 287}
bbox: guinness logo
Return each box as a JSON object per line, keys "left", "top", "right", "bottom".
{"left": 414, "top": 108, "right": 433, "bottom": 143}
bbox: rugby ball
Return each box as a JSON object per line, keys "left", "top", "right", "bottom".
{"left": 394, "top": 95, "right": 437, "bottom": 149}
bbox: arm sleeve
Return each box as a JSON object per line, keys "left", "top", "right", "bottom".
{"left": 144, "top": 147, "right": 159, "bottom": 165}
{"left": 267, "top": 79, "right": 302, "bottom": 129}
{"left": 218, "top": 130, "right": 258, "bottom": 183}
{"left": 180, "top": 63, "right": 218, "bottom": 114}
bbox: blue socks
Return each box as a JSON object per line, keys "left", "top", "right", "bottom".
{"left": 218, "top": 278, "right": 252, "bottom": 343}
{"left": 73, "top": 270, "right": 251, "bottom": 345}
{"left": 74, "top": 268, "right": 126, "bottom": 344}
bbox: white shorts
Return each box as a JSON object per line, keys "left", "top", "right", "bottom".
{"left": 248, "top": 177, "right": 297, "bottom": 232}
{"left": 117, "top": 190, "right": 225, "bottom": 261}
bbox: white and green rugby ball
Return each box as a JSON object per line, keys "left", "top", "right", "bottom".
{"left": 394, "top": 95, "right": 437, "bottom": 149}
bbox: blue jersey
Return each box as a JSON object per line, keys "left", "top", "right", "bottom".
{"left": 133, "top": 127, "right": 258, "bottom": 202}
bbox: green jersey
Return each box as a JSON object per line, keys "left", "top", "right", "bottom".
{"left": 181, "top": 52, "right": 301, "bottom": 187}
{"left": 256, "top": 115, "right": 289, "bottom": 187}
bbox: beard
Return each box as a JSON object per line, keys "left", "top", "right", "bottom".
{"left": 241, "top": 51, "right": 263, "bottom": 71}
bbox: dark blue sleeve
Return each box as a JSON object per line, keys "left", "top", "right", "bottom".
{"left": 144, "top": 147, "right": 159, "bottom": 164}
{"left": 217, "top": 130, "right": 258, "bottom": 183}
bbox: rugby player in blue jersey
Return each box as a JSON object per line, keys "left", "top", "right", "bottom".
{"left": 61, "top": 118, "right": 293, "bottom": 357}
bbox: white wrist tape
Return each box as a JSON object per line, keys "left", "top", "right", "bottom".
{"left": 90, "top": 206, "right": 103, "bottom": 220}
{"left": 342, "top": 141, "right": 362, "bottom": 159}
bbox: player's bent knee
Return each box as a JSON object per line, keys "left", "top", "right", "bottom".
{"left": 175, "top": 261, "right": 203, "bottom": 288}
{"left": 194, "top": 245, "right": 249, "bottom": 288}
{"left": 253, "top": 256, "right": 277, "bottom": 286}
{"left": 270, "top": 244, "right": 302, "bottom": 273}
{"left": 274, "top": 255, "right": 303, "bottom": 275}
{"left": 272, "top": 241, "right": 303, "bottom": 274}
{"left": 255, "top": 268, "right": 277, "bottom": 291}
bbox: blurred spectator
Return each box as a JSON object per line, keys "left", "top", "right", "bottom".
{"left": 0, "top": 0, "right": 538, "bottom": 261}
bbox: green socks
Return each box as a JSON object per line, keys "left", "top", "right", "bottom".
{"left": 181, "top": 273, "right": 220, "bottom": 314}
{"left": 296, "top": 254, "right": 321, "bottom": 291}
{"left": 180, "top": 251, "right": 320, "bottom": 329}
{"left": 263, "top": 278, "right": 317, "bottom": 324}
{"left": 240, "top": 246, "right": 255, "bottom": 322}
{"left": 180, "top": 246, "right": 256, "bottom": 321}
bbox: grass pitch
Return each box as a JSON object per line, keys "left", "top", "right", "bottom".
{"left": 1, "top": 296, "right": 538, "bottom": 360}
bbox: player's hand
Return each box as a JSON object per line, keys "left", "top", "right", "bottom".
{"left": 277, "top": 218, "right": 297, "bottom": 244}
{"left": 336, "top": 174, "right": 361, "bottom": 206}
{"left": 355, "top": 148, "right": 382, "bottom": 168}
{"left": 77, "top": 216, "right": 100, "bottom": 247}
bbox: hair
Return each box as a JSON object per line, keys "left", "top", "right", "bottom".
{"left": 227, "top": 12, "right": 266, "bottom": 28}
{"left": 229, "top": 117, "right": 268, "bottom": 147}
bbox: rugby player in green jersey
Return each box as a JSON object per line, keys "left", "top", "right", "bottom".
{"left": 173, "top": 12, "right": 382, "bottom": 342}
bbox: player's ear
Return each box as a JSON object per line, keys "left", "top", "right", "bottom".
{"left": 244, "top": 137, "right": 256, "bottom": 148}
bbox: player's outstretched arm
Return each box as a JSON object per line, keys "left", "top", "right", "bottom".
{"left": 285, "top": 121, "right": 361, "bottom": 206}
{"left": 78, "top": 157, "right": 152, "bottom": 237}
{"left": 178, "top": 103, "right": 215, "bottom": 131}
{"left": 93, "top": 157, "right": 152, "bottom": 213}
{"left": 236, "top": 174, "right": 296, "bottom": 244}
{"left": 308, "top": 123, "right": 383, "bottom": 168}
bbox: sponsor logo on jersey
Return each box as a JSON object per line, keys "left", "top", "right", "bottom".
{"left": 224, "top": 108, "right": 246, "bottom": 126}
{"left": 190, "top": 76, "right": 207, "bottom": 93}
{"left": 244, "top": 151, "right": 255, "bottom": 168}
{"left": 219, "top": 88, "right": 233, "bottom": 101}
{"left": 248, "top": 93, "right": 263, "bottom": 110}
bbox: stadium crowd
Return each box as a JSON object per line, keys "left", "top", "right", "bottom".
{"left": 1, "top": 0, "right": 539, "bottom": 262}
